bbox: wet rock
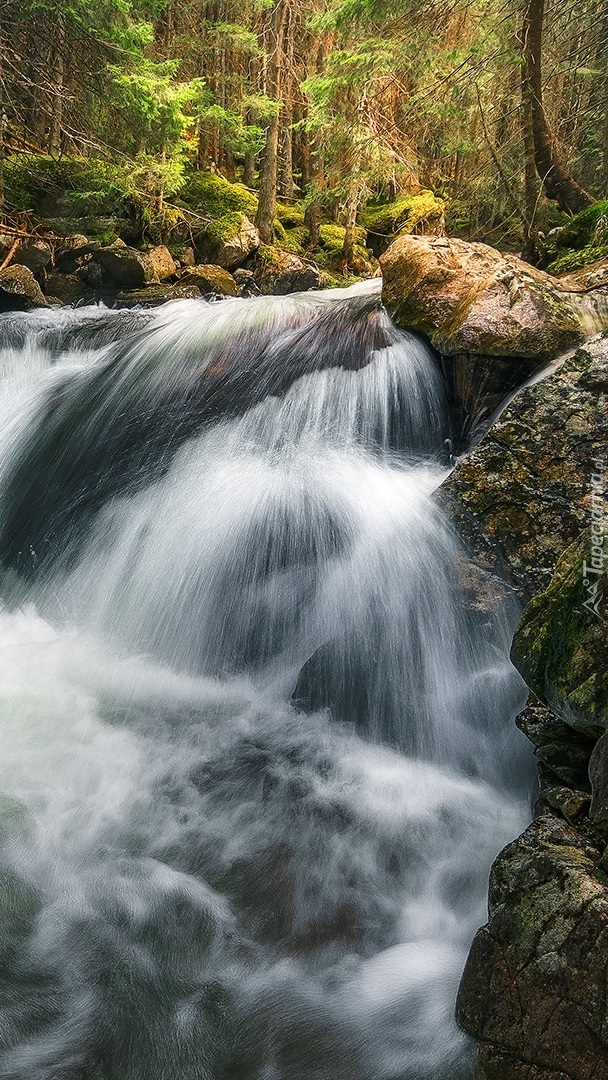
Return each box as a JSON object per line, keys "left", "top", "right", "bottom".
{"left": 0, "top": 265, "right": 49, "bottom": 310}
{"left": 146, "top": 244, "right": 177, "bottom": 282}
{"left": 440, "top": 334, "right": 608, "bottom": 599}
{"left": 233, "top": 268, "right": 259, "bottom": 296}
{"left": 178, "top": 264, "right": 238, "bottom": 297}
{"left": 114, "top": 284, "right": 202, "bottom": 307}
{"left": 93, "top": 244, "right": 158, "bottom": 288}
{"left": 43, "top": 271, "right": 90, "bottom": 306}
{"left": 55, "top": 237, "right": 101, "bottom": 274}
{"left": 511, "top": 532, "right": 608, "bottom": 734}
{"left": 254, "top": 249, "right": 320, "bottom": 295}
{"left": 381, "top": 234, "right": 585, "bottom": 362}
{"left": 457, "top": 810, "right": 608, "bottom": 1080}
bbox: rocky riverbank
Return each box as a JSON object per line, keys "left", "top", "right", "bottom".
{"left": 382, "top": 235, "right": 608, "bottom": 1079}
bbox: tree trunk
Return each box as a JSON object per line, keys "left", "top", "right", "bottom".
{"left": 49, "top": 18, "right": 65, "bottom": 155}
{"left": 255, "top": 0, "right": 288, "bottom": 243}
{"left": 521, "top": 0, "right": 593, "bottom": 214}
{"left": 521, "top": 66, "right": 540, "bottom": 263}
{"left": 278, "top": 3, "right": 294, "bottom": 198}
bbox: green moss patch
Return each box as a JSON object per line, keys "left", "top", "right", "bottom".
{"left": 362, "top": 190, "right": 445, "bottom": 237}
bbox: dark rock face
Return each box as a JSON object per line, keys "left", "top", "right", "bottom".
{"left": 94, "top": 244, "right": 159, "bottom": 288}
{"left": 511, "top": 532, "right": 608, "bottom": 733}
{"left": 457, "top": 811, "right": 608, "bottom": 1080}
{"left": 440, "top": 335, "right": 608, "bottom": 600}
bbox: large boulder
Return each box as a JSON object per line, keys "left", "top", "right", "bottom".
{"left": 0, "top": 265, "right": 49, "bottom": 311}
{"left": 254, "top": 249, "right": 320, "bottom": 295}
{"left": 215, "top": 214, "right": 260, "bottom": 270}
{"left": 381, "top": 234, "right": 585, "bottom": 361}
{"left": 178, "top": 265, "right": 238, "bottom": 297}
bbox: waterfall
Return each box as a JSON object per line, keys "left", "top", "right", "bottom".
{"left": 0, "top": 283, "right": 533, "bottom": 1079}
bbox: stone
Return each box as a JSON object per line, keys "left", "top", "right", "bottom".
{"left": 215, "top": 214, "right": 260, "bottom": 269}
{"left": 0, "top": 265, "right": 49, "bottom": 310}
{"left": 93, "top": 245, "right": 158, "bottom": 288}
{"left": 17, "top": 238, "right": 53, "bottom": 272}
{"left": 146, "top": 245, "right": 177, "bottom": 282}
{"left": 457, "top": 811, "right": 608, "bottom": 1080}
{"left": 254, "top": 249, "right": 320, "bottom": 295}
{"left": 233, "top": 267, "right": 259, "bottom": 296}
{"left": 381, "top": 234, "right": 586, "bottom": 362}
{"left": 113, "top": 284, "right": 202, "bottom": 307}
{"left": 178, "top": 264, "right": 238, "bottom": 296}
{"left": 43, "top": 271, "right": 90, "bottom": 306}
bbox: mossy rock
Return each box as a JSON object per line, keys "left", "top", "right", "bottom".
{"left": 178, "top": 171, "right": 258, "bottom": 220}
{"left": 363, "top": 190, "right": 446, "bottom": 239}
{"left": 548, "top": 242, "right": 608, "bottom": 275}
{"left": 511, "top": 530, "right": 608, "bottom": 734}
{"left": 275, "top": 203, "right": 306, "bottom": 228}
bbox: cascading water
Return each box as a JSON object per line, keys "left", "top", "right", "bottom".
{"left": 0, "top": 282, "right": 533, "bottom": 1080}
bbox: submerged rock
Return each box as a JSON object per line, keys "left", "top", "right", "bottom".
{"left": 114, "top": 284, "right": 203, "bottom": 307}
{"left": 178, "top": 264, "right": 238, "bottom": 297}
{"left": 0, "top": 265, "right": 49, "bottom": 310}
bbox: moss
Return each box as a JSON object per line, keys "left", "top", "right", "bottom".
{"left": 273, "top": 219, "right": 288, "bottom": 243}
{"left": 282, "top": 226, "right": 309, "bottom": 254}
{"left": 550, "top": 200, "right": 608, "bottom": 251}
{"left": 275, "top": 203, "right": 306, "bottom": 228}
{"left": 362, "top": 190, "right": 445, "bottom": 237}
{"left": 178, "top": 171, "right": 257, "bottom": 219}
{"left": 548, "top": 242, "right": 608, "bottom": 275}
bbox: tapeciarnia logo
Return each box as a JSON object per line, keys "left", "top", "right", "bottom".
{"left": 582, "top": 460, "right": 606, "bottom": 621}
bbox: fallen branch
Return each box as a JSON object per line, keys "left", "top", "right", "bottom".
{"left": 0, "top": 238, "right": 21, "bottom": 271}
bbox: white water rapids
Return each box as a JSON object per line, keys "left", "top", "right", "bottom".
{"left": 0, "top": 282, "right": 533, "bottom": 1079}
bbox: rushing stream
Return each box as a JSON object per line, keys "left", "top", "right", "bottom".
{"left": 0, "top": 282, "right": 533, "bottom": 1079}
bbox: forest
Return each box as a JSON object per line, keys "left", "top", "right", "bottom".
{"left": 0, "top": 0, "right": 607, "bottom": 280}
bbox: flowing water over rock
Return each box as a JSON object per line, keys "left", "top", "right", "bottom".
{"left": 0, "top": 283, "right": 533, "bottom": 1079}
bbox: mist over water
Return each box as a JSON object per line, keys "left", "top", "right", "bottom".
{"left": 0, "top": 283, "right": 533, "bottom": 1079}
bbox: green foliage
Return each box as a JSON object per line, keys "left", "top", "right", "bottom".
{"left": 3, "top": 155, "right": 131, "bottom": 215}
